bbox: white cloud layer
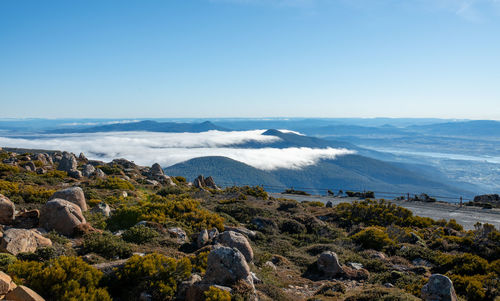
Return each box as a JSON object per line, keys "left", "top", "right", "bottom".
{"left": 0, "top": 130, "right": 354, "bottom": 170}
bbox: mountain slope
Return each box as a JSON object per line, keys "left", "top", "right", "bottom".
{"left": 165, "top": 155, "right": 475, "bottom": 198}
{"left": 164, "top": 156, "right": 283, "bottom": 187}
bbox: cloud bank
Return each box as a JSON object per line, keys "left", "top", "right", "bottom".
{"left": 0, "top": 130, "right": 354, "bottom": 170}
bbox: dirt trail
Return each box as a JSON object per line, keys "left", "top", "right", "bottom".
{"left": 272, "top": 193, "right": 500, "bottom": 230}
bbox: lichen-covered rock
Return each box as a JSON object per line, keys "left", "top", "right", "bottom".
{"left": 204, "top": 245, "right": 253, "bottom": 287}
{"left": 5, "top": 285, "right": 45, "bottom": 301}
{"left": 217, "top": 231, "right": 254, "bottom": 262}
{"left": 421, "top": 274, "right": 458, "bottom": 301}
{"left": 317, "top": 251, "right": 344, "bottom": 278}
{"left": 0, "top": 194, "right": 15, "bottom": 225}
{"left": 57, "top": 151, "right": 77, "bottom": 172}
{"left": 91, "top": 202, "right": 111, "bottom": 217}
{"left": 0, "top": 228, "right": 52, "bottom": 255}
{"left": 82, "top": 164, "right": 96, "bottom": 177}
{"left": 49, "top": 187, "right": 87, "bottom": 211}
{"left": 39, "top": 199, "right": 86, "bottom": 236}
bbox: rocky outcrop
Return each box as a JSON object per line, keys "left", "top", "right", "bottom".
{"left": 317, "top": 251, "right": 344, "bottom": 278}
{"left": 0, "top": 194, "right": 15, "bottom": 225}
{"left": 57, "top": 152, "right": 82, "bottom": 178}
{"left": 13, "top": 209, "right": 40, "bottom": 229}
{"left": 5, "top": 285, "right": 45, "bottom": 301}
{"left": 49, "top": 187, "right": 87, "bottom": 211}
{"left": 193, "top": 175, "right": 220, "bottom": 190}
{"left": 0, "top": 228, "right": 52, "bottom": 255}
{"left": 39, "top": 199, "right": 86, "bottom": 236}
{"left": 57, "top": 151, "right": 77, "bottom": 171}
{"left": 204, "top": 245, "right": 254, "bottom": 287}
{"left": 421, "top": 274, "right": 458, "bottom": 301}
{"left": 146, "top": 163, "right": 175, "bottom": 186}
{"left": 82, "top": 164, "right": 96, "bottom": 177}
{"left": 217, "top": 231, "right": 254, "bottom": 263}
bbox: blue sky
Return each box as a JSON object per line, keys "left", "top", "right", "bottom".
{"left": 1, "top": 0, "right": 499, "bottom": 119}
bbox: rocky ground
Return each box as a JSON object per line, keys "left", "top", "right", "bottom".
{"left": 0, "top": 148, "right": 498, "bottom": 301}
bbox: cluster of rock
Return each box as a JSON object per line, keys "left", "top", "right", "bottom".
{"left": 2, "top": 152, "right": 53, "bottom": 175}
{"left": 0, "top": 186, "right": 98, "bottom": 256}
{"left": 185, "top": 228, "right": 257, "bottom": 300}
{"left": 144, "top": 163, "right": 176, "bottom": 186}
{"left": 193, "top": 175, "right": 220, "bottom": 190}
{"left": 0, "top": 271, "right": 44, "bottom": 301}
{"left": 2, "top": 150, "right": 106, "bottom": 179}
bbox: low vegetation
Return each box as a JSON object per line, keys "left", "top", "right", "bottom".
{"left": 0, "top": 148, "right": 498, "bottom": 301}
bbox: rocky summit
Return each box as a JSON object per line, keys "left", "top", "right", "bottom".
{"left": 0, "top": 148, "right": 498, "bottom": 301}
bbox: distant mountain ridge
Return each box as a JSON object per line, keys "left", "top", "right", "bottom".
{"left": 47, "top": 120, "right": 227, "bottom": 133}
{"left": 165, "top": 155, "right": 475, "bottom": 198}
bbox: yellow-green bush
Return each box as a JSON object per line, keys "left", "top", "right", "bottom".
{"left": 93, "top": 176, "right": 135, "bottom": 190}
{"left": 7, "top": 256, "right": 111, "bottom": 301}
{"left": 0, "top": 163, "right": 20, "bottom": 174}
{"left": 122, "top": 225, "right": 160, "bottom": 244}
{"left": 108, "top": 195, "right": 224, "bottom": 232}
{"left": 332, "top": 200, "right": 434, "bottom": 229}
{"left": 0, "top": 253, "right": 17, "bottom": 271}
{"left": 190, "top": 251, "right": 209, "bottom": 274}
{"left": 448, "top": 274, "right": 489, "bottom": 301}
{"left": 82, "top": 232, "right": 132, "bottom": 259}
{"left": 115, "top": 253, "right": 191, "bottom": 300}
{"left": 204, "top": 286, "right": 231, "bottom": 301}
{"left": 0, "top": 179, "right": 19, "bottom": 194}
{"left": 352, "top": 227, "right": 394, "bottom": 251}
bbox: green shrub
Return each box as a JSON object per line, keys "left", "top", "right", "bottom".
{"left": 448, "top": 253, "right": 488, "bottom": 276}
{"left": 308, "top": 201, "right": 325, "bottom": 207}
{"left": 82, "top": 232, "right": 132, "bottom": 259}
{"left": 448, "top": 274, "right": 488, "bottom": 301}
{"left": 108, "top": 195, "right": 224, "bottom": 232}
{"left": 115, "top": 253, "right": 192, "bottom": 300}
{"left": 190, "top": 251, "right": 209, "bottom": 274}
{"left": 0, "top": 253, "right": 17, "bottom": 271}
{"left": 352, "top": 227, "right": 394, "bottom": 251}
{"left": 175, "top": 176, "right": 186, "bottom": 183}
{"left": 93, "top": 176, "right": 134, "bottom": 190}
{"left": 157, "top": 186, "right": 185, "bottom": 196}
{"left": 122, "top": 225, "right": 160, "bottom": 244}
{"left": 204, "top": 286, "right": 231, "bottom": 301}
{"left": 331, "top": 200, "right": 435, "bottom": 229}
{"left": 7, "top": 256, "right": 111, "bottom": 301}
{"left": 96, "top": 164, "right": 122, "bottom": 175}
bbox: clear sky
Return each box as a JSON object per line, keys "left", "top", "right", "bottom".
{"left": 1, "top": 0, "right": 499, "bottom": 119}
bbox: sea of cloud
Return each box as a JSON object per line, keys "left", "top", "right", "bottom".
{"left": 0, "top": 130, "right": 355, "bottom": 170}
